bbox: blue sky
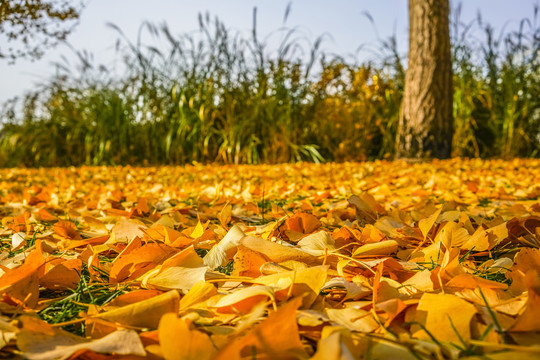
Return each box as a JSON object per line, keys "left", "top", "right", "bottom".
{"left": 0, "top": 0, "right": 537, "bottom": 104}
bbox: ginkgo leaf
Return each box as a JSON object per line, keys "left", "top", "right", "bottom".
{"left": 508, "top": 248, "right": 540, "bottom": 294}
{"left": 255, "top": 265, "right": 328, "bottom": 307}
{"left": 434, "top": 221, "right": 469, "bottom": 249}
{"left": 214, "top": 297, "right": 307, "bottom": 360}
{"left": 158, "top": 313, "right": 215, "bottom": 360}
{"left": 203, "top": 225, "right": 245, "bottom": 269}
{"left": 281, "top": 212, "right": 321, "bottom": 234}
{"left": 2, "top": 160, "right": 540, "bottom": 359}
{"left": 0, "top": 244, "right": 45, "bottom": 308}
{"left": 143, "top": 266, "right": 208, "bottom": 293}
{"left": 11, "top": 232, "right": 26, "bottom": 249}
{"left": 297, "top": 230, "right": 336, "bottom": 256}
{"left": 461, "top": 227, "right": 491, "bottom": 251}
{"left": 232, "top": 245, "right": 268, "bottom": 277}
{"left": 110, "top": 218, "right": 146, "bottom": 243}
{"left": 17, "top": 317, "right": 145, "bottom": 360}
{"left": 352, "top": 239, "right": 398, "bottom": 257}
{"left": 95, "top": 290, "right": 180, "bottom": 329}
{"left": 40, "top": 258, "right": 82, "bottom": 290}
{"left": 402, "top": 269, "right": 435, "bottom": 293}
{"left": 509, "top": 270, "right": 540, "bottom": 332}
{"left": 311, "top": 327, "right": 357, "bottom": 360}
{"left": 179, "top": 281, "right": 218, "bottom": 310}
{"left": 109, "top": 243, "right": 178, "bottom": 283}
{"left": 240, "top": 235, "right": 321, "bottom": 265}
{"left": 414, "top": 293, "right": 477, "bottom": 343}
{"left": 348, "top": 194, "right": 380, "bottom": 224}
{"left": 212, "top": 285, "right": 275, "bottom": 314}
{"left": 320, "top": 277, "right": 371, "bottom": 300}
{"left": 53, "top": 220, "right": 81, "bottom": 240}
{"left": 418, "top": 206, "right": 442, "bottom": 240}
{"left": 218, "top": 203, "right": 233, "bottom": 229}
{"left": 326, "top": 308, "right": 379, "bottom": 332}
{"left": 190, "top": 220, "right": 206, "bottom": 239}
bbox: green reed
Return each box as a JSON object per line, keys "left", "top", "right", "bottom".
{"left": 0, "top": 6, "right": 538, "bottom": 167}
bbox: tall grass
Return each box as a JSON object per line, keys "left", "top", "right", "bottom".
{"left": 0, "top": 6, "right": 539, "bottom": 167}
{"left": 451, "top": 4, "right": 540, "bottom": 158}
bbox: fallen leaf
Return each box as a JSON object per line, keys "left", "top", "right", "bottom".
{"left": 214, "top": 297, "right": 307, "bottom": 360}
{"left": 158, "top": 313, "right": 215, "bottom": 360}
{"left": 203, "top": 225, "right": 245, "bottom": 269}
{"left": 418, "top": 206, "right": 442, "bottom": 240}
{"left": 413, "top": 293, "right": 477, "bottom": 343}
{"left": 94, "top": 290, "right": 180, "bottom": 329}
{"left": 17, "top": 316, "right": 145, "bottom": 360}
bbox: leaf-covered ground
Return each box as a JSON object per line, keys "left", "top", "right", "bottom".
{"left": 1, "top": 159, "right": 540, "bottom": 359}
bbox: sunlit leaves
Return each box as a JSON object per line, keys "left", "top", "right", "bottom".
{"left": 0, "top": 160, "right": 539, "bottom": 358}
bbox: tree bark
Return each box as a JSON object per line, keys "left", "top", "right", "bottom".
{"left": 397, "top": 0, "right": 453, "bottom": 159}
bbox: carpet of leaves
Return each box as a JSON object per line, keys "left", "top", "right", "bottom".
{"left": 1, "top": 159, "right": 540, "bottom": 359}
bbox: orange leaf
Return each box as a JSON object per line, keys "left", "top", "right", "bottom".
{"left": 509, "top": 270, "right": 540, "bottom": 332}
{"left": 40, "top": 258, "right": 82, "bottom": 290}
{"left": 232, "top": 245, "right": 268, "bottom": 277}
{"left": 281, "top": 212, "right": 321, "bottom": 234}
{"left": 0, "top": 243, "right": 45, "bottom": 308}
{"left": 109, "top": 243, "right": 178, "bottom": 283}
{"left": 53, "top": 220, "right": 81, "bottom": 240}
{"left": 215, "top": 297, "right": 307, "bottom": 360}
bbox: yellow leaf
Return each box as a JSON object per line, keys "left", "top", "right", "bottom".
{"left": 158, "top": 313, "right": 215, "bottom": 360}
{"left": 110, "top": 218, "right": 146, "bottom": 243}
{"left": 296, "top": 230, "right": 336, "bottom": 256}
{"left": 509, "top": 270, "right": 540, "bottom": 332}
{"left": 326, "top": 308, "right": 380, "bottom": 332}
{"left": 40, "top": 258, "right": 82, "bottom": 290}
{"left": 418, "top": 206, "right": 442, "bottom": 240}
{"left": 352, "top": 239, "right": 398, "bottom": 257}
{"left": 144, "top": 266, "right": 207, "bottom": 293}
{"left": 240, "top": 235, "right": 320, "bottom": 265}
{"left": 402, "top": 269, "right": 435, "bottom": 293}
{"left": 434, "top": 221, "right": 469, "bottom": 249}
{"left": 414, "top": 293, "right": 477, "bottom": 343}
{"left": 461, "top": 227, "right": 490, "bottom": 251}
{"left": 179, "top": 281, "right": 218, "bottom": 310}
{"left": 17, "top": 317, "right": 145, "bottom": 360}
{"left": 95, "top": 290, "right": 179, "bottom": 329}
{"left": 190, "top": 220, "right": 205, "bottom": 239}
{"left": 255, "top": 265, "right": 328, "bottom": 308}
{"left": 212, "top": 285, "right": 275, "bottom": 314}
{"left": 109, "top": 242, "right": 177, "bottom": 283}
{"left": 311, "top": 327, "right": 358, "bottom": 360}
{"left": 218, "top": 203, "right": 233, "bottom": 229}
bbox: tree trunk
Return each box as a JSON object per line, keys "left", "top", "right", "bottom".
{"left": 397, "top": 0, "right": 453, "bottom": 159}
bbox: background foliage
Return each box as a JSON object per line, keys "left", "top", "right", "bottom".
{"left": 0, "top": 0, "right": 85, "bottom": 61}
{"left": 0, "top": 6, "right": 539, "bottom": 167}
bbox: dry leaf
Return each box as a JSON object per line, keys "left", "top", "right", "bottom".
{"left": 414, "top": 293, "right": 477, "bottom": 343}
{"left": 214, "top": 297, "right": 307, "bottom": 360}
{"left": 17, "top": 317, "right": 145, "bottom": 360}
{"left": 158, "top": 313, "right": 215, "bottom": 360}
{"left": 95, "top": 290, "right": 180, "bottom": 329}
